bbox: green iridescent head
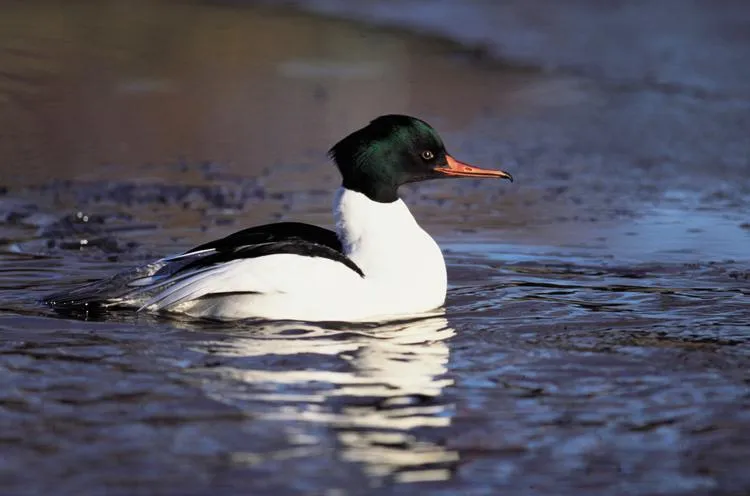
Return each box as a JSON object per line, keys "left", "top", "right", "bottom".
{"left": 329, "top": 115, "right": 512, "bottom": 203}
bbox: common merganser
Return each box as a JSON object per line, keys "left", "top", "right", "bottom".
{"left": 45, "top": 115, "right": 512, "bottom": 322}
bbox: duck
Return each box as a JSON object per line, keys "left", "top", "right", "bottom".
{"left": 45, "top": 115, "right": 513, "bottom": 322}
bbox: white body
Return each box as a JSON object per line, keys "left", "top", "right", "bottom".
{"left": 143, "top": 188, "right": 447, "bottom": 321}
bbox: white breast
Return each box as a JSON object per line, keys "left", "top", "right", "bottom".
{"left": 334, "top": 188, "right": 447, "bottom": 315}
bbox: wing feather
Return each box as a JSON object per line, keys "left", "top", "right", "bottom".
{"left": 45, "top": 222, "right": 363, "bottom": 315}
{"left": 139, "top": 262, "right": 241, "bottom": 311}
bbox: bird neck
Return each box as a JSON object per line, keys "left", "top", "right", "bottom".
{"left": 332, "top": 187, "right": 447, "bottom": 307}
{"left": 334, "top": 187, "right": 420, "bottom": 256}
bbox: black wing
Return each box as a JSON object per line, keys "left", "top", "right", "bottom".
{"left": 172, "top": 222, "right": 364, "bottom": 277}
{"left": 188, "top": 222, "right": 343, "bottom": 254}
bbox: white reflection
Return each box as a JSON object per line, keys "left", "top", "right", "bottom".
{"left": 193, "top": 314, "right": 457, "bottom": 482}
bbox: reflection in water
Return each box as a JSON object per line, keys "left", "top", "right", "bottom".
{"left": 191, "top": 315, "right": 458, "bottom": 482}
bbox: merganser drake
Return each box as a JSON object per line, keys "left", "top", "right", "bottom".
{"left": 45, "top": 115, "right": 513, "bottom": 322}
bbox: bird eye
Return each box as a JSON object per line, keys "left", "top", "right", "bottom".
{"left": 421, "top": 150, "right": 434, "bottom": 161}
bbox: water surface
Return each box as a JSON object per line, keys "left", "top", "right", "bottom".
{"left": 1, "top": 1, "right": 749, "bottom": 494}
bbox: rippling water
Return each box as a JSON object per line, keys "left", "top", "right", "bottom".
{"left": 1, "top": 1, "right": 750, "bottom": 494}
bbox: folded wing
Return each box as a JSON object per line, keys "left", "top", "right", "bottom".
{"left": 45, "top": 222, "right": 363, "bottom": 314}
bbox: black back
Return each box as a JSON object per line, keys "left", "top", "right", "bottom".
{"left": 176, "top": 222, "right": 363, "bottom": 277}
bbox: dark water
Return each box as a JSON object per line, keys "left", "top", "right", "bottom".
{"left": 1, "top": 1, "right": 750, "bottom": 494}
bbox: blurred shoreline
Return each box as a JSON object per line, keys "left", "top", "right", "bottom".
{"left": 255, "top": 0, "right": 750, "bottom": 99}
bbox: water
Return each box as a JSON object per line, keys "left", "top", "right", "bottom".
{"left": 1, "top": 1, "right": 750, "bottom": 494}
